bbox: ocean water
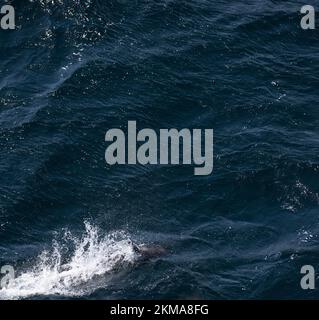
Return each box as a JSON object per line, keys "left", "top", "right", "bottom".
{"left": 0, "top": 0, "right": 319, "bottom": 300}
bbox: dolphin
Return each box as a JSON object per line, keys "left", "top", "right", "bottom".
{"left": 133, "top": 244, "right": 167, "bottom": 261}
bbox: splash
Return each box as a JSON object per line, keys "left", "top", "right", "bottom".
{"left": 0, "top": 222, "right": 136, "bottom": 300}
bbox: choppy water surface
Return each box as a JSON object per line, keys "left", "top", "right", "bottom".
{"left": 1, "top": 0, "right": 319, "bottom": 299}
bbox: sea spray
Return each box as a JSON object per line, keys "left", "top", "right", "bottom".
{"left": 0, "top": 222, "right": 136, "bottom": 299}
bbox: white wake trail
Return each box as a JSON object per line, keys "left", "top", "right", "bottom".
{"left": 0, "top": 222, "right": 136, "bottom": 299}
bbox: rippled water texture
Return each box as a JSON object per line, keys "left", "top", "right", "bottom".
{"left": 0, "top": 0, "right": 319, "bottom": 299}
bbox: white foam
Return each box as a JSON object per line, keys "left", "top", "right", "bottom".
{"left": 0, "top": 222, "right": 136, "bottom": 300}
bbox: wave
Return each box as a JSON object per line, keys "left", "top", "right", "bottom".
{"left": 0, "top": 222, "right": 137, "bottom": 299}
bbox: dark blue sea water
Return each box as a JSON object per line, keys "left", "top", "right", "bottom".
{"left": 0, "top": 0, "right": 319, "bottom": 299}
